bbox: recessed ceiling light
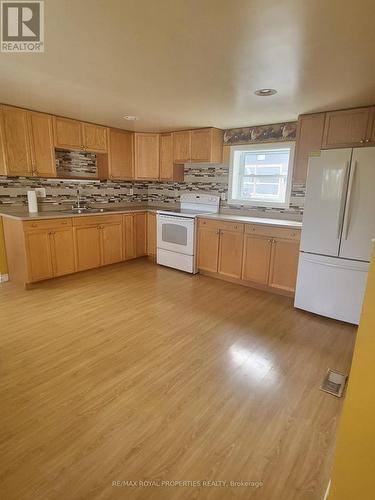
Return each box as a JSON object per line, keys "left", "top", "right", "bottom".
{"left": 254, "top": 89, "right": 277, "bottom": 96}
{"left": 123, "top": 115, "right": 138, "bottom": 121}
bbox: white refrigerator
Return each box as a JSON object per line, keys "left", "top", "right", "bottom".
{"left": 294, "top": 147, "right": 375, "bottom": 324}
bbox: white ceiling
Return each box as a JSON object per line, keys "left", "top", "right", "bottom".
{"left": 1, "top": 0, "right": 375, "bottom": 132}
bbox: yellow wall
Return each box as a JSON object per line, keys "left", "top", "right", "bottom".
{"left": 329, "top": 251, "right": 375, "bottom": 499}
{"left": 0, "top": 217, "right": 8, "bottom": 275}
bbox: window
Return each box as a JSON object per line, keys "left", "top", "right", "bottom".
{"left": 228, "top": 142, "right": 294, "bottom": 208}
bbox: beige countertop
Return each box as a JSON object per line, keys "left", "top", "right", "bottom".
{"left": 197, "top": 213, "right": 302, "bottom": 229}
{"left": 0, "top": 206, "right": 159, "bottom": 221}
{"left": 0, "top": 206, "right": 302, "bottom": 229}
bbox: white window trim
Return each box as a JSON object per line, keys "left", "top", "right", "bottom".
{"left": 228, "top": 142, "right": 295, "bottom": 209}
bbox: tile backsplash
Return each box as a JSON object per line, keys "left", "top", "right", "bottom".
{"left": 0, "top": 161, "right": 305, "bottom": 220}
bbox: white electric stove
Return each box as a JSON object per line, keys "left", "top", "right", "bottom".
{"left": 156, "top": 193, "right": 220, "bottom": 273}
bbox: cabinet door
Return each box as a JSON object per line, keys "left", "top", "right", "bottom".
{"left": 74, "top": 225, "right": 101, "bottom": 271}
{"left": 268, "top": 238, "right": 300, "bottom": 293}
{"left": 51, "top": 228, "right": 75, "bottom": 277}
{"left": 197, "top": 226, "right": 219, "bottom": 273}
{"left": 134, "top": 212, "right": 147, "bottom": 256}
{"left": 101, "top": 221, "right": 123, "bottom": 265}
{"left": 322, "top": 108, "right": 371, "bottom": 149}
{"left": 54, "top": 117, "right": 83, "bottom": 150}
{"left": 159, "top": 133, "right": 173, "bottom": 180}
{"left": 293, "top": 113, "right": 325, "bottom": 183}
{"left": 109, "top": 128, "right": 134, "bottom": 180}
{"left": 28, "top": 112, "right": 56, "bottom": 177}
{"left": 173, "top": 130, "right": 191, "bottom": 163}
{"left": 241, "top": 234, "right": 272, "bottom": 284}
{"left": 218, "top": 229, "right": 244, "bottom": 279}
{"left": 191, "top": 129, "right": 212, "bottom": 162}
{"left": 83, "top": 123, "right": 108, "bottom": 152}
{"left": 147, "top": 212, "right": 156, "bottom": 256}
{"left": 123, "top": 214, "right": 136, "bottom": 260}
{"left": 1, "top": 105, "right": 32, "bottom": 176}
{"left": 25, "top": 230, "right": 54, "bottom": 282}
{"left": 134, "top": 133, "right": 160, "bottom": 180}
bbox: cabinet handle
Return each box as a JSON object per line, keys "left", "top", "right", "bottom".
{"left": 360, "top": 139, "right": 365, "bottom": 144}
{"left": 365, "top": 138, "right": 370, "bottom": 143}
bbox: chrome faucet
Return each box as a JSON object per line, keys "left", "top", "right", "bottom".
{"left": 72, "top": 189, "right": 87, "bottom": 211}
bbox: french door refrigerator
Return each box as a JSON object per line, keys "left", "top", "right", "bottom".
{"left": 294, "top": 147, "right": 375, "bottom": 324}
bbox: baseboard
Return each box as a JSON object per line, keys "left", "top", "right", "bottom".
{"left": 323, "top": 480, "right": 331, "bottom": 500}
{"left": 0, "top": 273, "right": 9, "bottom": 283}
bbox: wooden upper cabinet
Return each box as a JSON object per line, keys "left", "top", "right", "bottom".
{"left": 217, "top": 226, "right": 244, "bottom": 279}
{"left": 82, "top": 123, "right": 108, "bottom": 152}
{"left": 134, "top": 133, "right": 160, "bottom": 180}
{"left": 242, "top": 235, "right": 272, "bottom": 285}
{"left": 191, "top": 128, "right": 223, "bottom": 163}
{"left": 108, "top": 128, "right": 134, "bottom": 180}
{"left": 28, "top": 112, "right": 56, "bottom": 177}
{"left": 54, "top": 117, "right": 83, "bottom": 150}
{"left": 159, "top": 133, "right": 174, "bottom": 180}
{"left": 322, "top": 107, "right": 372, "bottom": 149}
{"left": 173, "top": 130, "right": 191, "bottom": 163}
{"left": 0, "top": 105, "right": 32, "bottom": 176}
{"left": 293, "top": 113, "right": 325, "bottom": 183}
{"left": 268, "top": 238, "right": 300, "bottom": 293}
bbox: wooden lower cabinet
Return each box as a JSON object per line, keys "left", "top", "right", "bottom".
{"left": 134, "top": 212, "right": 147, "bottom": 257}
{"left": 242, "top": 235, "right": 272, "bottom": 285}
{"left": 217, "top": 227, "right": 244, "bottom": 279}
{"left": 22, "top": 220, "right": 75, "bottom": 282}
{"left": 123, "top": 214, "right": 136, "bottom": 260}
{"left": 101, "top": 220, "right": 123, "bottom": 265}
{"left": 147, "top": 212, "right": 156, "bottom": 257}
{"left": 197, "top": 221, "right": 220, "bottom": 273}
{"left": 50, "top": 228, "right": 75, "bottom": 277}
{"left": 74, "top": 225, "right": 102, "bottom": 271}
{"left": 73, "top": 215, "right": 123, "bottom": 271}
{"left": 197, "top": 218, "right": 301, "bottom": 296}
{"left": 268, "top": 238, "right": 300, "bottom": 293}
{"left": 25, "top": 230, "right": 54, "bottom": 282}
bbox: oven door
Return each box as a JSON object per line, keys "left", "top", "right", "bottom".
{"left": 157, "top": 214, "right": 195, "bottom": 255}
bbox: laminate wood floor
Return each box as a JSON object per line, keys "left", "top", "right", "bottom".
{"left": 0, "top": 259, "right": 356, "bottom": 500}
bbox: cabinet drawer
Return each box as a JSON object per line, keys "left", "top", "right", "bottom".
{"left": 245, "top": 224, "right": 301, "bottom": 240}
{"left": 198, "top": 218, "right": 244, "bottom": 233}
{"left": 23, "top": 218, "right": 72, "bottom": 231}
{"left": 72, "top": 214, "right": 123, "bottom": 226}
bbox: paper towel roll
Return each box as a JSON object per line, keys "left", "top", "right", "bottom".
{"left": 27, "top": 191, "right": 38, "bottom": 213}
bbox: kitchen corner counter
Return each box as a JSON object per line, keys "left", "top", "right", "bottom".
{"left": 197, "top": 213, "right": 302, "bottom": 229}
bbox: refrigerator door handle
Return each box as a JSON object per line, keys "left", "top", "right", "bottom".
{"left": 336, "top": 161, "right": 350, "bottom": 239}
{"left": 342, "top": 160, "right": 357, "bottom": 240}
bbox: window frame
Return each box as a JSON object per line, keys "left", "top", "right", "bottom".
{"left": 228, "top": 142, "right": 295, "bottom": 208}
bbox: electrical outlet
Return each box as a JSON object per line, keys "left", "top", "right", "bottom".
{"left": 220, "top": 192, "right": 226, "bottom": 201}
{"left": 174, "top": 189, "right": 179, "bottom": 197}
{"left": 129, "top": 187, "right": 134, "bottom": 195}
{"left": 34, "top": 188, "right": 46, "bottom": 198}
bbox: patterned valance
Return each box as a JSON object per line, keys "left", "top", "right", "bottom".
{"left": 223, "top": 121, "right": 297, "bottom": 145}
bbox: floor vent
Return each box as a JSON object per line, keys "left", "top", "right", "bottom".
{"left": 320, "top": 369, "right": 347, "bottom": 398}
